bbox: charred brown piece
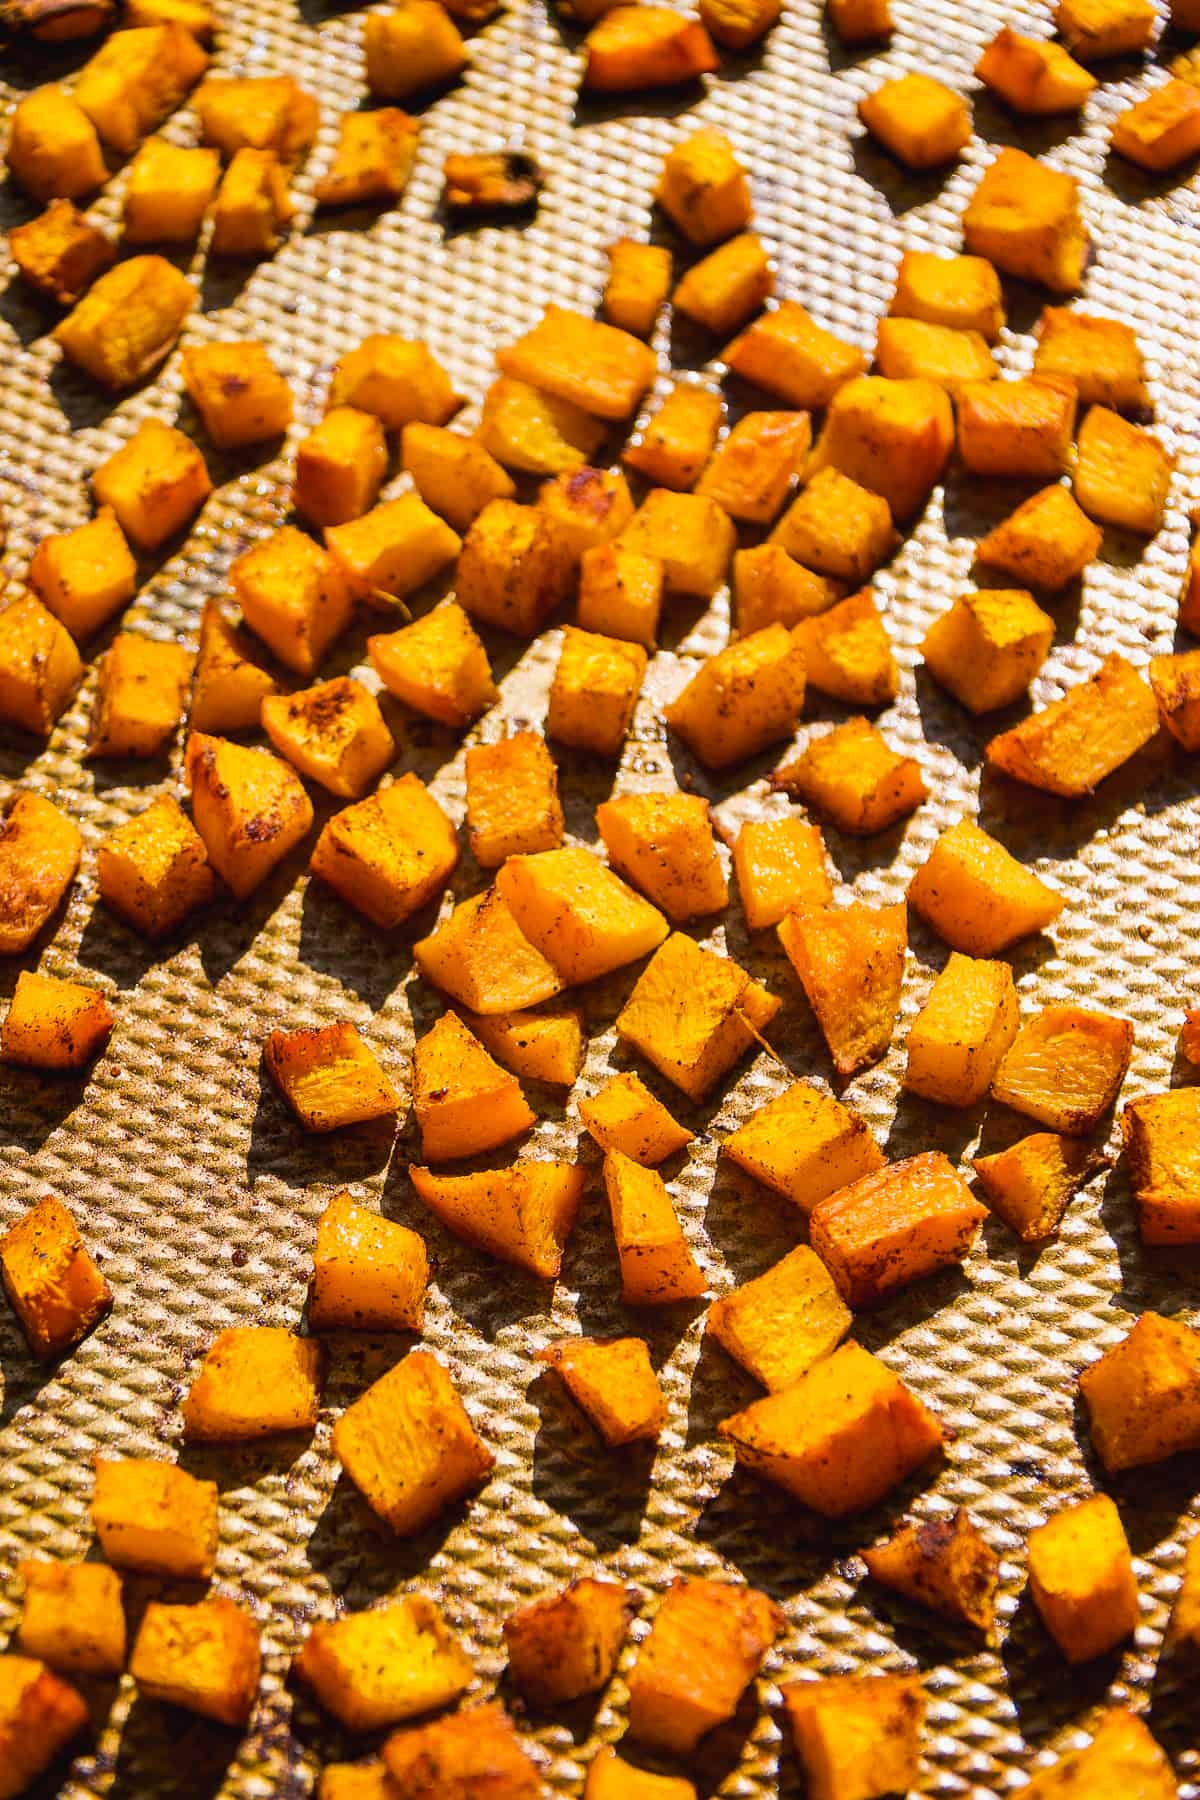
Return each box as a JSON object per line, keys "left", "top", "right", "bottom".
{"left": 1, "top": 0, "right": 113, "bottom": 39}
{"left": 442, "top": 151, "right": 542, "bottom": 216}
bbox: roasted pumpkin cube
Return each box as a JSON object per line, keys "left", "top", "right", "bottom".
{"left": 74, "top": 21, "right": 206, "bottom": 153}
{"left": 827, "top": 0, "right": 891, "bottom": 39}
{"left": 332, "top": 1347, "right": 494, "bottom": 1531}
{"left": 329, "top": 335, "right": 459, "bottom": 430}
{"left": 401, "top": 423, "right": 514, "bottom": 533}
{"left": 296, "top": 1595, "right": 471, "bottom": 1732}
{"left": 723, "top": 1079, "right": 883, "bottom": 1213}
{"left": 773, "top": 717, "right": 926, "bottom": 836}
{"left": 1075, "top": 406, "right": 1172, "bottom": 534}
{"left": 657, "top": 126, "right": 750, "bottom": 247}
{"left": 956, "top": 376, "right": 1077, "bottom": 481}
{"left": 976, "top": 26, "right": 1096, "bottom": 114}
{"left": 603, "top": 239, "right": 673, "bottom": 336}
{"left": 1019, "top": 1709, "right": 1177, "bottom": 1800}
{"left": 191, "top": 601, "right": 280, "bottom": 733}
{"left": 0, "top": 792, "right": 81, "bottom": 954}
{"left": 1034, "top": 308, "right": 1147, "bottom": 414}
{"left": 696, "top": 410, "right": 810, "bottom": 526}
{"left": 319, "top": 1763, "right": 393, "bottom": 1799}
{"left": 18, "top": 1559, "right": 125, "bottom": 1676}
{"left": 2, "top": 969, "right": 113, "bottom": 1071}
{"left": 181, "top": 340, "right": 292, "bottom": 450}
{"left": 369, "top": 603, "right": 497, "bottom": 730}
{"left": 923, "top": 588, "right": 1054, "bottom": 715}
{"left": 578, "top": 544, "right": 664, "bottom": 647}
{"left": 1112, "top": 75, "right": 1200, "bottom": 169}
{"left": 496, "top": 846, "right": 667, "bottom": 987}
{"left": 1150, "top": 648, "right": 1200, "bottom": 750}
{"left": 6, "top": 85, "right": 107, "bottom": 202}
{"left": 231, "top": 526, "right": 353, "bottom": 677}
{"left": 122, "top": 137, "right": 219, "bottom": 244}
{"left": 776, "top": 900, "right": 907, "bottom": 1077}
{"left": 797, "top": 587, "right": 897, "bottom": 708}
{"left": 874, "top": 317, "right": 997, "bottom": 395}
{"left": 1167, "top": 1535, "right": 1200, "bottom": 1650}
{"left": 182, "top": 1326, "right": 321, "bottom": 1441}
{"left": 480, "top": 376, "right": 606, "bottom": 477}
{"left": 707, "top": 1243, "right": 850, "bottom": 1392}
{"left": 963, "top": 149, "right": 1088, "bottom": 293}
{"left": 673, "top": 231, "right": 773, "bottom": 336}
{"left": 1122, "top": 1086, "right": 1200, "bottom": 1244}
{"left": 538, "top": 1335, "right": 665, "bottom": 1445}
{"left": 583, "top": 4, "right": 718, "bottom": 90}
{"left": 623, "top": 383, "right": 723, "bottom": 491}
{"left": 721, "top": 1338, "right": 943, "bottom": 1515}
{"left": 771, "top": 466, "right": 897, "bottom": 586}
{"left": 904, "top": 953, "right": 1019, "bottom": 1107}
{"left": 992, "top": 1003, "right": 1133, "bottom": 1133}
{"left": 457, "top": 499, "right": 575, "bottom": 637}
{"left": 0, "top": 1194, "right": 111, "bottom": 1360}
{"left": 986, "top": 652, "right": 1160, "bottom": 796}
{"left": 723, "top": 300, "right": 866, "bottom": 410}
{"left": 604, "top": 1148, "right": 706, "bottom": 1303}
{"left": 973, "top": 1131, "right": 1103, "bottom": 1243}
{"left": 615, "top": 930, "right": 779, "bottom": 1102}
{"left": 328, "top": 494, "right": 461, "bottom": 604}
{"left": 414, "top": 887, "right": 563, "bottom": 1012}
{"left": 464, "top": 1009, "right": 583, "bottom": 1088}
{"left": 0, "top": 1656, "right": 88, "bottom": 1796}
{"left": 810, "top": 1151, "right": 987, "bottom": 1309}
{"left": 547, "top": 626, "right": 647, "bottom": 756}
{"left": 1056, "top": 0, "right": 1155, "bottom": 58}
{"left": 889, "top": 248, "right": 1005, "bottom": 339}
{"left": 580, "top": 1071, "right": 693, "bottom": 1165}
{"left": 186, "top": 731, "right": 313, "bottom": 896}
{"left": 193, "top": 73, "right": 318, "bottom": 161}
{"left": 411, "top": 1162, "right": 582, "bottom": 1277}
{"left": 498, "top": 304, "right": 657, "bottom": 421}
{"left": 130, "top": 1596, "right": 259, "bottom": 1727}
{"left": 596, "top": 790, "right": 726, "bottom": 921}
{"left": 618, "top": 489, "right": 736, "bottom": 598}
{"left": 92, "top": 1455, "right": 218, "bottom": 1579}
{"left": 505, "top": 1579, "right": 632, "bottom": 1708}
{"left": 808, "top": 375, "right": 954, "bottom": 521}
{"left": 784, "top": 1674, "right": 924, "bottom": 1800}
{"left": 975, "top": 483, "right": 1102, "bottom": 591}
{"left": 261, "top": 678, "right": 393, "bottom": 800}
{"left": 626, "top": 1578, "right": 781, "bottom": 1754}
{"left": 364, "top": 0, "right": 467, "bottom": 99}
{"left": 465, "top": 732, "right": 562, "bottom": 869}
{"left": 0, "top": 594, "right": 82, "bottom": 737}
{"left": 862, "top": 1508, "right": 998, "bottom": 1635}
{"left": 859, "top": 72, "right": 970, "bottom": 168}
{"left": 315, "top": 107, "right": 419, "bottom": 207}
{"left": 91, "top": 420, "right": 209, "bottom": 556}
{"left": 384, "top": 1704, "right": 541, "bottom": 1800}
{"left": 697, "top": 0, "right": 778, "bottom": 44}
{"left": 10, "top": 198, "right": 115, "bottom": 305}
{"left": 413, "top": 1009, "right": 534, "bottom": 1161}
{"left": 54, "top": 252, "right": 194, "bottom": 389}
{"left": 907, "top": 818, "right": 1064, "bottom": 955}
{"left": 88, "top": 632, "right": 191, "bottom": 760}
{"left": 310, "top": 1190, "right": 427, "bottom": 1332}
{"left": 539, "top": 466, "right": 635, "bottom": 563}
{"left": 732, "top": 815, "right": 831, "bottom": 930}
{"left": 265, "top": 1019, "right": 399, "bottom": 1131}
{"left": 667, "top": 623, "right": 806, "bottom": 768}
{"left": 1081, "top": 1311, "right": 1200, "bottom": 1471}
{"left": 1028, "top": 1494, "right": 1138, "bottom": 1664}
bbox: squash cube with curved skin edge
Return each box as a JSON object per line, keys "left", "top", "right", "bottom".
{"left": 412, "top": 1010, "right": 535, "bottom": 1162}
{"left": 733, "top": 545, "right": 840, "bottom": 634}
{"left": 295, "top": 1595, "right": 472, "bottom": 1733}
{"left": 797, "top": 588, "right": 898, "bottom": 708}
{"left": 18, "top": 1559, "right": 126, "bottom": 1676}
{"left": 975, "top": 484, "right": 1103, "bottom": 592}
{"left": 414, "top": 888, "right": 564, "bottom": 1013}
{"left": 1167, "top": 1536, "right": 1200, "bottom": 1650}
{"left": 30, "top": 508, "right": 137, "bottom": 644}
{"left": 364, "top": 1, "right": 467, "bottom": 99}
{"left": 505, "top": 1580, "right": 634, "bottom": 1709}
{"left": 723, "top": 301, "right": 866, "bottom": 410}
{"left": 706, "top": 1244, "right": 851, "bottom": 1391}
{"left": 777, "top": 901, "right": 907, "bottom": 1077}
{"left": 326, "top": 496, "right": 461, "bottom": 605}
{"left": 498, "top": 305, "right": 658, "bottom": 421}
{"left": 11, "top": 198, "right": 115, "bottom": 305}
{"left": 6, "top": 86, "right": 107, "bottom": 203}
{"left": 1081, "top": 1311, "right": 1200, "bottom": 1472}
{"left": 0, "top": 793, "right": 81, "bottom": 954}
{"left": 732, "top": 816, "right": 832, "bottom": 931}
{"left": 603, "top": 240, "right": 673, "bottom": 336}
{"left": 957, "top": 377, "right": 1077, "bottom": 481}
{"left": 586, "top": 1748, "right": 697, "bottom": 1800}
{"left": 1055, "top": 0, "right": 1155, "bottom": 59}
{"left": 311, "top": 775, "right": 459, "bottom": 932}
{"left": 1028, "top": 1494, "right": 1139, "bottom": 1664}
{"left": 192, "top": 74, "right": 319, "bottom": 162}
{"left": 1074, "top": 408, "right": 1173, "bottom": 535}
{"left": 0, "top": 1195, "right": 112, "bottom": 1360}
{"left": 496, "top": 846, "right": 669, "bottom": 987}
{"left": 673, "top": 232, "right": 773, "bottom": 337}
{"left": 74, "top": 22, "right": 207, "bottom": 153}
{"left": 618, "top": 489, "right": 737, "bottom": 598}
{"left": 858, "top": 72, "right": 971, "bottom": 169}
{"left": 808, "top": 376, "right": 954, "bottom": 521}
{"left": 657, "top": 127, "right": 750, "bottom": 246}
{"left": 479, "top": 377, "right": 606, "bottom": 477}
{"left": 1033, "top": 309, "right": 1147, "bottom": 413}
{"left": 319, "top": 1764, "right": 393, "bottom": 1800}
{"left": 457, "top": 499, "right": 576, "bottom": 638}
{"left": 1150, "top": 648, "right": 1200, "bottom": 750}
{"left": 538, "top": 1336, "right": 666, "bottom": 1446}
{"left": 296, "top": 409, "right": 388, "bottom": 530}
{"left": 314, "top": 107, "right": 419, "bottom": 208}
{"left": 130, "top": 1597, "right": 260, "bottom": 1727}
{"left": 784, "top": 1674, "right": 925, "bottom": 1800}
{"left": 603, "top": 1150, "right": 706, "bottom": 1304}
{"left": 369, "top": 602, "right": 497, "bottom": 729}
{"left": 332, "top": 1348, "right": 494, "bottom": 1534}
{"left": 771, "top": 466, "right": 898, "bottom": 586}
{"left": 261, "top": 678, "right": 394, "bottom": 800}
{"left": 827, "top": 0, "right": 891, "bottom": 39}
{"left": 1112, "top": 77, "right": 1200, "bottom": 170}
{"left": 580, "top": 1072, "right": 693, "bottom": 1165}
{"left": 924, "top": 589, "right": 1055, "bottom": 717}
{"left": 464, "top": 1010, "right": 585, "bottom": 1088}
{"left": 92, "top": 1456, "right": 218, "bottom": 1579}
{"left": 88, "top": 633, "right": 192, "bottom": 761}
{"left": 696, "top": 410, "right": 812, "bottom": 525}
{"left": 862, "top": 1508, "right": 1000, "bottom": 1635}
{"left": 986, "top": 653, "right": 1160, "bottom": 796}
{"left": 907, "top": 819, "right": 1064, "bottom": 955}
{"left": 309, "top": 1190, "right": 427, "bottom": 1332}
{"left": 1121, "top": 1086, "right": 1200, "bottom": 1244}
{"left": 889, "top": 249, "right": 1005, "bottom": 339}
{"left": 181, "top": 340, "right": 292, "bottom": 450}
{"left": 977, "top": 27, "right": 1095, "bottom": 116}
{"left": 539, "top": 467, "right": 635, "bottom": 563}
{"left": 874, "top": 318, "right": 997, "bottom": 396}
{"left": 809, "top": 1151, "right": 987, "bottom": 1308}
{"left": 410, "top": 1162, "right": 583, "bottom": 1278}
{"left": 329, "top": 335, "right": 460, "bottom": 430}
{"left": 190, "top": 602, "right": 280, "bottom": 735}
{"left": 723, "top": 1081, "right": 884, "bottom": 1214}
{"left": 773, "top": 718, "right": 927, "bottom": 836}
{"left": 973, "top": 1132, "right": 1105, "bottom": 1243}
{"left": 384, "top": 1704, "right": 542, "bottom": 1800}
{"left": 582, "top": 6, "right": 718, "bottom": 90}
{"left": 624, "top": 385, "right": 723, "bottom": 491}
{"left": 466, "top": 733, "right": 563, "bottom": 869}
{"left": 0, "top": 1656, "right": 89, "bottom": 1800}
{"left": 963, "top": 149, "right": 1088, "bottom": 294}
{"left": 667, "top": 624, "right": 806, "bottom": 769}
{"left": 2, "top": 969, "right": 114, "bottom": 1071}
{"left": 616, "top": 931, "right": 780, "bottom": 1102}
{"left": 92, "top": 419, "right": 211, "bottom": 551}
{"left": 626, "top": 1578, "right": 782, "bottom": 1754}
{"left": 401, "top": 425, "right": 515, "bottom": 534}
{"left": 55, "top": 254, "right": 196, "bottom": 388}
{"left": 904, "top": 953, "right": 1019, "bottom": 1107}
{"left": 991, "top": 1004, "right": 1133, "bottom": 1134}
{"left": 597, "top": 791, "right": 727, "bottom": 922}
{"left": 547, "top": 627, "right": 647, "bottom": 757}
{"left": 1021, "top": 1709, "right": 1178, "bottom": 1800}
{"left": 265, "top": 1021, "right": 400, "bottom": 1133}
{"left": 182, "top": 1327, "right": 322, "bottom": 1441}
{"left": 185, "top": 732, "right": 313, "bottom": 897}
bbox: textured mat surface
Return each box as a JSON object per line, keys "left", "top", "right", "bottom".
{"left": 2, "top": 0, "right": 1200, "bottom": 1794}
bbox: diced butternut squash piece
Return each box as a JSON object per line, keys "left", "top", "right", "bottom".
{"left": 673, "top": 231, "right": 772, "bottom": 336}
{"left": 193, "top": 74, "right": 318, "bottom": 161}
{"left": 1167, "top": 1536, "right": 1200, "bottom": 1651}
{"left": 261, "top": 677, "right": 393, "bottom": 800}
{"left": 230, "top": 526, "right": 353, "bottom": 677}
{"left": 579, "top": 544, "right": 664, "bottom": 647}
{"left": 616, "top": 930, "right": 779, "bottom": 1101}
{"left": 957, "top": 376, "right": 1077, "bottom": 480}
{"left": 6, "top": 85, "right": 106, "bottom": 202}
{"left": 596, "top": 790, "right": 727, "bottom": 922}
{"left": 699, "top": 0, "right": 778, "bottom": 47}
{"left": 604, "top": 1148, "right": 706, "bottom": 1304}
{"left": 191, "top": 602, "right": 279, "bottom": 735}
{"left": 991, "top": 1003, "right": 1133, "bottom": 1133}
{"left": 617, "top": 487, "right": 736, "bottom": 597}
{"left": 1112, "top": 76, "right": 1200, "bottom": 169}
{"left": 720, "top": 1339, "right": 943, "bottom": 1516}
{"left": 465, "top": 732, "right": 562, "bottom": 868}
{"left": 0, "top": 792, "right": 80, "bottom": 954}
{"left": 411, "top": 1162, "right": 583, "bottom": 1278}
{"left": 547, "top": 625, "right": 647, "bottom": 756}
{"left": 862, "top": 1508, "right": 999, "bottom": 1634}
{"left": 603, "top": 240, "right": 673, "bottom": 335}
{"left": 724, "top": 300, "right": 866, "bottom": 410}
{"left": 18, "top": 1560, "right": 125, "bottom": 1676}
{"left": 88, "top": 632, "right": 191, "bottom": 760}
{"left": 707, "top": 1244, "right": 850, "bottom": 1391}
{"left": 0, "top": 1194, "right": 111, "bottom": 1360}
{"left": 1019, "top": 1709, "right": 1177, "bottom": 1800}
{"left": 74, "top": 22, "right": 206, "bottom": 153}
{"left": 1027, "top": 1494, "right": 1138, "bottom": 1663}
{"left": 667, "top": 623, "right": 806, "bottom": 768}
{"left": 297, "top": 408, "right": 389, "bottom": 530}
{"left": 797, "top": 587, "right": 898, "bottom": 708}
{"left": 414, "top": 887, "right": 563, "bottom": 1012}
{"left": 265, "top": 1020, "right": 399, "bottom": 1132}
{"left": 580, "top": 1072, "right": 693, "bottom": 1165}
{"left": 723, "top": 1080, "right": 883, "bottom": 1213}
{"left": 11, "top": 197, "right": 115, "bottom": 304}
{"left": 624, "top": 384, "right": 723, "bottom": 491}
{"left": 332, "top": 1347, "right": 493, "bottom": 1531}
{"left": 295, "top": 1596, "right": 471, "bottom": 1732}
{"left": 498, "top": 304, "right": 657, "bottom": 421}
{"left": 401, "top": 423, "right": 515, "bottom": 533}
{"left": 1055, "top": 0, "right": 1155, "bottom": 59}
{"left": 457, "top": 498, "right": 575, "bottom": 637}
{"left": 2, "top": 969, "right": 114, "bottom": 1071}
{"left": 309, "top": 1190, "right": 427, "bottom": 1332}
{"left": 326, "top": 495, "right": 461, "bottom": 605}
{"left": 181, "top": 339, "right": 291, "bottom": 450}
{"left": 181, "top": 1326, "right": 322, "bottom": 1440}
{"left": 810, "top": 1151, "right": 987, "bottom": 1308}
{"left": 889, "top": 249, "right": 1005, "bottom": 340}
{"left": 539, "top": 466, "right": 635, "bottom": 563}
{"left": 827, "top": 0, "right": 891, "bottom": 39}
{"left": 92, "top": 1456, "right": 218, "bottom": 1579}
{"left": 209, "top": 146, "right": 292, "bottom": 256}
{"left": 185, "top": 731, "right": 313, "bottom": 896}
{"left": 412, "top": 1010, "right": 534, "bottom": 1161}
{"left": 1150, "top": 647, "right": 1200, "bottom": 751}
{"left": 538, "top": 1335, "right": 665, "bottom": 1445}
{"left": 732, "top": 815, "right": 831, "bottom": 930}
{"left": 777, "top": 900, "right": 907, "bottom": 1077}
{"left": 771, "top": 466, "right": 898, "bottom": 585}
{"left": 329, "top": 334, "right": 459, "bottom": 429}
{"left": 923, "top": 588, "right": 1054, "bottom": 714}
{"left": 657, "top": 126, "right": 750, "bottom": 246}
{"left": 874, "top": 317, "right": 997, "bottom": 395}
{"left": 976, "top": 27, "right": 1096, "bottom": 114}
{"left": 1122, "top": 1086, "right": 1200, "bottom": 1245}
{"left": 772, "top": 717, "right": 926, "bottom": 835}
{"left": 130, "top": 1597, "right": 259, "bottom": 1727}
{"left": 904, "top": 953, "right": 1019, "bottom": 1107}
{"left": 92, "top": 417, "right": 209, "bottom": 551}
{"left": 29, "top": 507, "right": 136, "bottom": 644}
{"left": 985, "top": 652, "right": 1160, "bottom": 795}
{"left": 383, "top": 1705, "right": 541, "bottom": 1800}
{"left": 497, "top": 846, "right": 668, "bottom": 986}
{"left": 1074, "top": 406, "right": 1172, "bottom": 534}
{"left": 479, "top": 376, "right": 606, "bottom": 477}
{"left": 464, "top": 1009, "right": 583, "bottom": 1088}
{"left": 369, "top": 603, "right": 496, "bottom": 731}
{"left": 583, "top": 5, "right": 718, "bottom": 92}
{"left": 55, "top": 252, "right": 194, "bottom": 388}
{"left": 963, "top": 148, "right": 1087, "bottom": 293}
{"left": 626, "top": 1579, "right": 781, "bottom": 1754}
{"left": 784, "top": 1675, "right": 924, "bottom": 1800}
{"left": 696, "top": 410, "right": 810, "bottom": 525}
{"left": 311, "top": 773, "right": 458, "bottom": 930}
{"left": 975, "top": 483, "right": 1103, "bottom": 592}
{"left": 973, "top": 1131, "right": 1103, "bottom": 1243}
{"left": 364, "top": 0, "right": 467, "bottom": 99}
{"left": 807, "top": 375, "right": 954, "bottom": 520}
{"left": 314, "top": 106, "right": 419, "bottom": 208}
{"left": 907, "top": 817, "right": 1063, "bottom": 954}
{"left": 504, "top": 1579, "right": 633, "bottom": 1707}
{"left": 859, "top": 72, "right": 970, "bottom": 169}
{"left": 734, "top": 544, "right": 839, "bottom": 633}
{"left": 319, "top": 1763, "right": 394, "bottom": 1800}
{"left": 0, "top": 1656, "right": 88, "bottom": 1798}
{"left": 1081, "top": 1311, "right": 1200, "bottom": 1471}
{"left": 1034, "top": 308, "right": 1147, "bottom": 413}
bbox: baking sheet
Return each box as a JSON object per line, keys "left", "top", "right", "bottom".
{"left": 3, "top": 0, "right": 1200, "bottom": 1793}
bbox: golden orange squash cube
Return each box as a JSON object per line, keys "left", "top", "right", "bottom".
{"left": 858, "top": 72, "right": 971, "bottom": 168}
{"left": 364, "top": 0, "right": 467, "bottom": 99}
{"left": 673, "top": 231, "right": 773, "bottom": 336}
{"left": 296, "top": 408, "right": 388, "bottom": 530}
{"left": 923, "top": 588, "right": 1055, "bottom": 715}
{"left": 465, "top": 732, "right": 563, "bottom": 868}
{"left": 401, "top": 423, "right": 515, "bottom": 534}
{"left": 311, "top": 773, "right": 459, "bottom": 931}
{"left": 88, "top": 632, "right": 192, "bottom": 761}
{"left": 696, "top": 410, "right": 811, "bottom": 525}
{"left": 6, "top": 85, "right": 106, "bottom": 202}
{"left": 578, "top": 544, "right": 664, "bottom": 648}
{"left": 784, "top": 1674, "right": 925, "bottom": 1800}
{"left": 985, "top": 652, "right": 1160, "bottom": 796}
{"left": 181, "top": 339, "right": 292, "bottom": 450}
{"left": 0, "top": 1656, "right": 89, "bottom": 1795}
{"left": 182, "top": 1326, "right": 322, "bottom": 1441}
{"left": 130, "top": 1596, "right": 259, "bottom": 1727}
{"left": 809, "top": 1150, "right": 987, "bottom": 1308}
{"left": 624, "top": 384, "right": 723, "bottom": 491}
{"left": 10, "top": 197, "right": 115, "bottom": 305}
{"left": 723, "top": 300, "right": 866, "bottom": 410}
{"left": 1112, "top": 75, "right": 1200, "bottom": 169}
{"left": 538, "top": 1335, "right": 665, "bottom": 1445}
{"left": 456, "top": 498, "right": 575, "bottom": 637}
{"left": 2, "top": 969, "right": 114, "bottom": 1071}
{"left": 626, "top": 1578, "right": 782, "bottom": 1754}
{"left": 596, "top": 790, "right": 727, "bottom": 922}
{"left": 771, "top": 465, "right": 898, "bottom": 586}
{"left": 963, "top": 148, "right": 1087, "bottom": 293}
{"left": 907, "top": 817, "right": 1063, "bottom": 954}
{"left": 862, "top": 1508, "right": 999, "bottom": 1635}
{"left": 190, "top": 601, "right": 280, "bottom": 735}
{"left": 975, "top": 27, "right": 1096, "bottom": 114}
{"left": 973, "top": 1131, "right": 1104, "bottom": 1243}
{"left": 326, "top": 494, "right": 461, "bottom": 605}
{"left": 1027, "top": 1494, "right": 1138, "bottom": 1663}
{"left": 1167, "top": 1536, "right": 1200, "bottom": 1652}
{"left": 498, "top": 303, "right": 657, "bottom": 421}
{"left": 733, "top": 544, "right": 839, "bottom": 634}
{"left": 956, "top": 376, "right": 1077, "bottom": 480}
{"left": 30, "top": 507, "right": 137, "bottom": 644}
{"left": 827, "top": 0, "right": 892, "bottom": 38}
{"left": 463, "top": 1009, "right": 584, "bottom": 1089}
{"left": 496, "top": 845, "right": 668, "bottom": 987}
{"left": 411, "top": 1161, "right": 582, "bottom": 1277}
{"left": 314, "top": 106, "right": 419, "bottom": 209}
{"left": 603, "top": 239, "right": 673, "bottom": 335}
{"left": 617, "top": 488, "right": 737, "bottom": 598}
{"left": 667, "top": 623, "right": 806, "bottom": 769}
{"left": 807, "top": 375, "right": 954, "bottom": 520}
{"left": 579, "top": 1071, "right": 693, "bottom": 1166}
{"left": 975, "top": 483, "right": 1103, "bottom": 592}
{"left": 0, "top": 792, "right": 81, "bottom": 954}
{"left": 383, "top": 1704, "right": 541, "bottom": 1800}
{"left": 230, "top": 526, "right": 354, "bottom": 677}
{"left": 192, "top": 74, "right": 318, "bottom": 161}
{"left": 1019, "top": 1709, "right": 1176, "bottom": 1800}
{"left": 91, "top": 417, "right": 210, "bottom": 551}
{"left": 479, "top": 376, "right": 606, "bottom": 476}
{"left": 603, "top": 1149, "right": 706, "bottom": 1304}
{"left": 773, "top": 717, "right": 926, "bottom": 836}
{"left": 309, "top": 1189, "right": 427, "bottom": 1332}
{"left": 732, "top": 815, "right": 831, "bottom": 931}
{"left": 413, "top": 1009, "right": 534, "bottom": 1161}
{"left": 657, "top": 126, "right": 750, "bottom": 246}
{"left": 504, "top": 1579, "right": 633, "bottom": 1708}
{"left": 889, "top": 248, "right": 1005, "bottom": 338}
{"left": 539, "top": 466, "right": 635, "bottom": 563}
{"left": 874, "top": 317, "right": 997, "bottom": 395}
{"left": 329, "top": 334, "right": 460, "bottom": 429}
{"left": 1074, "top": 406, "right": 1173, "bottom": 534}
{"left": 797, "top": 587, "right": 897, "bottom": 708}
{"left": 723, "top": 1079, "right": 883, "bottom": 1213}
{"left": 547, "top": 626, "right": 647, "bottom": 756}
{"left": 1056, "top": 0, "right": 1155, "bottom": 59}
{"left": 18, "top": 1559, "right": 125, "bottom": 1676}
{"left": 185, "top": 731, "right": 313, "bottom": 897}
{"left": 616, "top": 930, "right": 779, "bottom": 1101}
{"left": 55, "top": 253, "right": 195, "bottom": 389}
{"left": 368, "top": 602, "right": 497, "bottom": 730}
{"left": 904, "top": 952, "right": 1019, "bottom": 1107}
{"left": 992, "top": 1004, "right": 1133, "bottom": 1133}
{"left": 414, "top": 887, "right": 563, "bottom": 1013}
{"left": 1122, "top": 1086, "right": 1200, "bottom": 1244}
{"left": 74, "top": 21, "right": 207, "bottom": 154}
{"left": 777, "top": 900, "right": 907, "bottom": 1076}
{"left": 0, "top": 1194, "right": 111, "bottom": 1360}
{"left": 1149, "top": 647, "right": 1200, "bottom": 751}
{"left": 295, "top": 1595, "right": 472, "bottom": 1732}
{"left": 261, "top": 677, "right": 394, "bottom": 799}
{"left": 92, "top": 1455, "right": 218, "bottom": 1579}
{"left": 699, "top": 0, "right": 779, "bottom": 47}
{"left": 1081, "top": 1311, "right": 1200, "bottom": 1472}
{"left": 1034, "top": 307, "right": 1147, "bottom": 412}
{"left": 582, "top": 6, "right": 718, "bottom": 92}
{"left": 707, "top": 1244, "right": 850, "bottom": 1392}
{"left": 265, "top": 1020, "right": 399, "bottom": 1132}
